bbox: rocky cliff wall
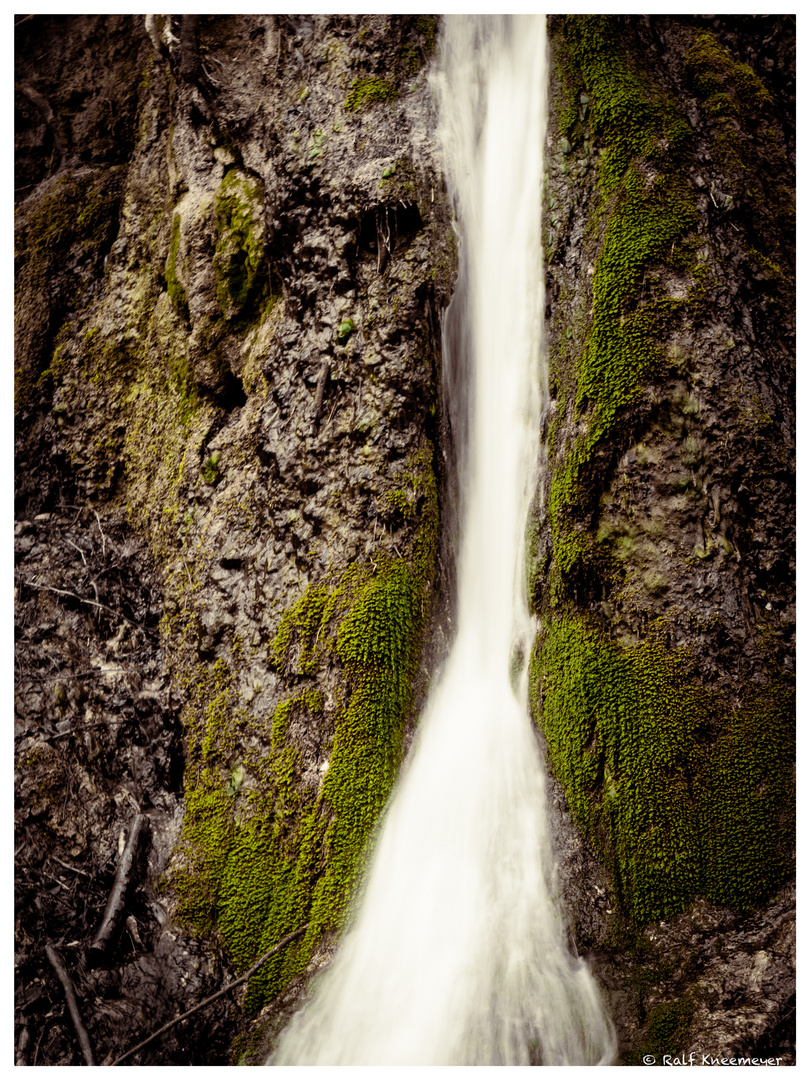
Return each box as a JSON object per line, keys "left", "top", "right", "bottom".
{"left": 15, "top": 13, "right": 453, "bottom": 1065}
{"left": 534, "top": 14, "right": 794, "bottom": 1063}
{"left": 14, "top": 14, "right": 794, "bottom": 1067}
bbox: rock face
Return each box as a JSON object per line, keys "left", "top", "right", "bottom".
{"left": 15, "top": 13, "right": 452, "bottom": 1065}
{"left": 15, "top": 14, "right": 793, "bottom": 1067}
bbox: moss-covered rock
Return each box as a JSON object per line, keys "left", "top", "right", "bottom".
{"left": 534, "top": 616, "right": 793, "bottom": 925}
{"left": 538, "top": 13, "right": 794, "bottom": 1062}
{"left": 15, "top": 13, "right": 455, "bottom": 1064}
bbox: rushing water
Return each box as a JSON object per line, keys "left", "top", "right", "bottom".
{"left": 272, "top": 16, "right": 616, "bottom": 1066}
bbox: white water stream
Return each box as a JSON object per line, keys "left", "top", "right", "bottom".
{"left": 273, "top": 16, "right": 616, "bottom": 1065}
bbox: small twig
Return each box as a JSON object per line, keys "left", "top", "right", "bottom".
{"left": 43, "top": 869, "right": 74, "bottom": 892}
{"left": 201, "top": 61, "right": 221, "bottom": 87}
{"left": 15, "top": 716, "right": 135, "bottom": 744}
{"left": 89, "top": 814, "right": 148, "bottom": 962}
{"left": 32, "top": 1022, "right": 47, "bottom": 1067}
{"left": 312, "top": 359, "right": 331, "bottom": 425}
{"left": 59, "top": 667, "right": 132, "bottom": 680}
{"left": 325, "top": 397, "right": 340, "bottom": 428}
{"left": 65, "top": 538, "right": 87, "bottom": 565}
{"left": 93, "top": 510, "right": 107, "bottom": 558}
{"left": 50, "top": 855, "right": 92, "bottom": 879}
{"left": 111, "top": 923, "right": 310, "bottom": 1066}
{"left": 24, "top": 580, "right": 157, "bottom": 640}
{"left": 44, "top": 945, "right": 96, "bottom": 1066}
{"left": 15, "top": 14, "right": 35, "bottom": 27}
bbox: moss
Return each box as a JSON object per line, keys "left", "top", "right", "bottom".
{"left": 201, "top": 451, "right": 221, "bottom": 486}
{"left": 172, "top": 446, "right": 439, "bottom": 1011}
{"left": 624, "top": 996, "right": 698, "bottom": 1065}
{"left": 166, "top": 212, "right": 189, "bottom": 319}
{"left": 14, "top": 167, "right": 125, "bottom": 403}
{"left": 269, "top": 583, "right": 330, "bottom": 676}
{"left": 19, "top": 170, "right": 124, "bottom": 274}
{"left": 532, "top": 615, "right": 794, "bottom": 924}
{"left": 684, "top": 30, "right": 771, "bottom": 120}
{"left": 539, "top": 26, "right": 794, "bottom": 930}
{"left": 344, "top": 75, "right": 397, "bottom": 112}
{"left": 683, "top": 27, "right": 792, "bottom": 286}
{"left": 214, "top": 169, "right": 264, "bottom": 319}
{"left": 414, "top": 15, "right": 438, "bottom": 55}
{"left": 307, "top": 129, "right": 328, "bottom": 160}
{"left": 555, "top": 17, "right": 692, "bottom": 194}
{"left": 546, "top": 17, "right": 700, "bottom": 601}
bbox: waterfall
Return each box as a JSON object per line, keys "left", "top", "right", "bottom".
{"left": 272, "top": 15, "right": 616, "bottom": 1065}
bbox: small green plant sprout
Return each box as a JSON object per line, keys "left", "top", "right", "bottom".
{"left": 309, "top": 130, "right": 328, "bottom": 159}
{"left": 382, "top": 163, "right": 396, "bottom": 179}
{"left": 298, "top": 86, "right": 310, "bottom": 103}
{"left": 202, "top": 449, "right": 222, "bottom": 485}
{"left": 337, "top": 318, "right": 355, "bottom": 344}
{"left": 228, "top": 763, "right": 246, "bottom": 797}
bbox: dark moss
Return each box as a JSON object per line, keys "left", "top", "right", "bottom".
{"left": 15, "top": 167, "right": 125, "bottom": 402}
{"left": 627, "top": 996, "right": 697, "bottom": 1065}
{"left": 344, "top": 75, "right": 397, "bottom": 112}
{"left": 414, "top": 15, "right": 439, "bottom": 56}
{"left": 214, "top": 170, "right": 264, "bottom": 319}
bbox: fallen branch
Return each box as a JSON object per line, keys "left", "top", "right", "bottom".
{"left": 45, "top": 945, "right": 96, "bottom": 1066}
{"left": 111, "top": 923, "right": 310, "bottom": 1066}
{"left": 89, "top": 814, "right": 148, "bottom": 963}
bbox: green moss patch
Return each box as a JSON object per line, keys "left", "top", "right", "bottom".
{"left": 173, "top": 560, "right": 424, "bottom": 1009}
{"left": 548, "top": 16, "right": 700, "bottom": 598}
{"left": 344, "top": 75, "right": 397, "bottom": 112}
{"left": 532, "top": 616, "right": 794, "bottom": 925}
{"left": 172, "top": 448, "right": 439, "bottom": 1010}
{"left": 166, "top": 212, "right": 189, "bottom": 320}
{"left": 683, "top": 28, "right": 792, "bottom": 287}
{"left": 15, "top": 167, "right": 125, "bottom": 403}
